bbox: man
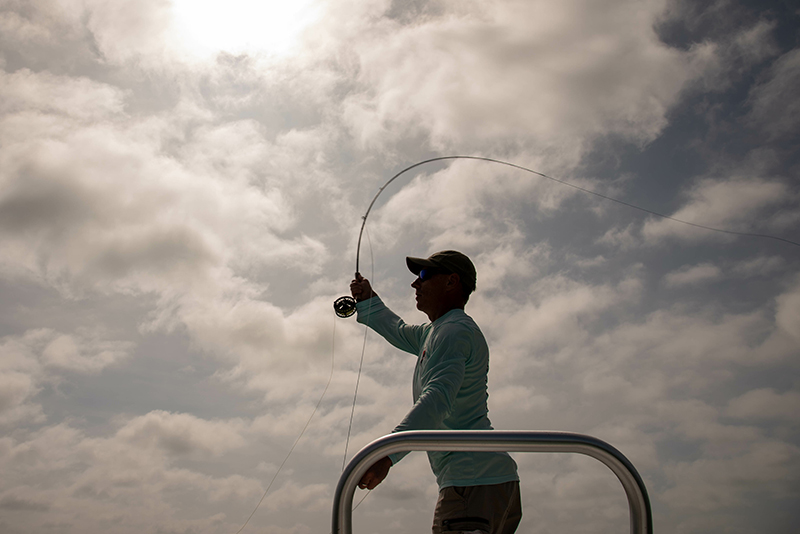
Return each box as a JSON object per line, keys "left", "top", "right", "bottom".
{"left": 349, "top": 250, "right": 521, "bottom": 534}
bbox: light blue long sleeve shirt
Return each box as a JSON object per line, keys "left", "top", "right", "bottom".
{"left": 356, "top": 296, "right": 518, "bottom": 489}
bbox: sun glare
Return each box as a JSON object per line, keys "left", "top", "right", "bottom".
{"left": 171, "top": 0, "right": 320, "bottom": 58}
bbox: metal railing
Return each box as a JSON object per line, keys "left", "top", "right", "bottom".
{"left": 332, "top": 430, "right": 652, "bottom": 534}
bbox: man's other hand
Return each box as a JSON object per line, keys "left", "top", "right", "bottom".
{"left": 357, "top": 456, "right": 392, "bottom": 490}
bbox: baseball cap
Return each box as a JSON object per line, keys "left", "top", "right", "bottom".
{"left": 406, "top": 250, "right": 477, "bottom": 293}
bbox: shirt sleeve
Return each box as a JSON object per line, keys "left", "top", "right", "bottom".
{"left": 394, "top": 323, "right": 468, "bottom": 432}
{"left": 387, "top": 324, "right": 469, "bottom": 465}
{"left": 355, "top": 296, "right": 425, "bottom": 355}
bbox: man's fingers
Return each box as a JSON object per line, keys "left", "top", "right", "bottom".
{"left": 358, "top": 464, "right": 382, "bottom": 490}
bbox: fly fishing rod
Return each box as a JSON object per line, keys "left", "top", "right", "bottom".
{"left": 333, "top": 154, "right": 800, "bottom": 318}
{"left": 333, "top": 156, "right": 549, "bottom": 317}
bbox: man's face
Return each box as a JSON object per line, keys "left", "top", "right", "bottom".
{"left": 411, "top": 269, "right": 449, "bottom": 317}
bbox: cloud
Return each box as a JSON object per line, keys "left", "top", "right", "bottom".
{"left": 774, "top": 278, "right": 800, "bottom": 344}
{"left": 490, "top": 384, "right": 551, "bottom": 419}
{"left": 481, "top": 272, "right": 643, "bottom": 361}
{"left": 661, "top": 12, "right": 780, "bottom": 93}
{"left": 262, "top": 480, "right": 330, "bottom": 513}
{"left": 642, "top": 177, "right": 794, "bottom": 243}
{"left": 0, "top": 64, "right": 339, "bottom": 375}
{"left": 340, "top": 0, "right": 718, "bottom": 156}
{"left": 0, "top": 0, "right": 96, "bottom": 70}
{"left": 1, "top": 1, "right": 799, "bottom": 533}
{"left": 84, "top": 0, "right": 173, "bottom": 64}
{"left": 0, "top": 493, "right": 50, "bottom": 511}
{"left": 727, "top": 388, "right": 800, "bottom": 422}
{"left": 748, "top": 48, "right": 800, "bottom": 140}
{"left": 0, "top": 328, "right": 132, "bottom": 427}
{"left": 474, "top": 241, "right": 551, "bottom": 292}
{"left": 730, "top": 255, "right": 785, "bottom": 277}
{"left": 0, "top": 119, "right": 323, "bottom": 296}
{"left": 479, "top": 278, "right": 799, "bottom": 466}
{"left": 591, "top": 307, "right": 771, "bottom": 372}
{"left": 664, "top": 262, "right": 722, "bottom": 287}
{"left": 597, "top": 223, "right": 639, "bottom": 249}
{"left": 116, "top": 410, "right": 247, "bottom": 457}
{"left": 0, "top": 68, "right": 125, "bottom": 119}
{"left": 661, "top": 439, "right": 800, "bottom": 512}
{"left": 0, "top": 371, "right": 40, "bottom": 425}
{"left": 662, "top": 257, "right": 791, "bottom": 288}
{"left": 0, "top": 417, "right": 267, "bottom": 534}
{"left": 40, "top": 329, "right": 134, "bottom": 373}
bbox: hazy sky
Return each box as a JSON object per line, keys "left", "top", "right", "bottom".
{"left": 1, "top": 1, "right": 799, "bottom": 533}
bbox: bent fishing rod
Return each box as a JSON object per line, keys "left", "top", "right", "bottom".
{"left": 333, "top": 155, "right": 800, "bottom": 318}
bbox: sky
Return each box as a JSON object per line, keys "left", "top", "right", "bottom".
{"left": 0, "top": 0, "right": 799, "bottom": 533}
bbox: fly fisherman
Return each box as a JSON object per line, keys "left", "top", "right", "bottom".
{"left": 349, "top": 250, "right": 521, "bottom": 534}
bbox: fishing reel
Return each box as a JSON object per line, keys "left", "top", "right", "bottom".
{"left": 333, "top": 295, "right": 357, "bottom": 318}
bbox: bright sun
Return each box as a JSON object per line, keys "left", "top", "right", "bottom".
{"left": 171, "top": 0, "right": 320, "bottom": 58}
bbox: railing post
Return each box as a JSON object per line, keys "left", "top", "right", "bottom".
{"left": 332, "top": 430, "right": 652, "bottom": 534}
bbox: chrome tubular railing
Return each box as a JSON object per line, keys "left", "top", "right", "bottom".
{"left": 332, "top": 430, "right": 653, "bottom": 534}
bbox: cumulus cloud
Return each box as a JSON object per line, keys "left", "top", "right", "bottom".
{"left": 117, "top": 410, "right": 247, "bottom": 457}
{"left": 84, "top": 0, "right": 174, "bottom": 64}
{"left": 481, "top": 279, "right": 800, "bottom": 521}
{"left": 339, "top": 0, "right": 718, "bottom": 156}
{"left": 0, "top": 68, "right": 124, "bottom": 119}
{"left": 40, "top": 329, "right": 133, "bottom": 372}
{"left": 0, "top": 112, "right": 323, "bottom": 297}
{"left": 261, "top": 480, "right": 330, "bottom": 513}
{"left": 0, "top": 371, "right": 40, "bottom": 425}
{"left": 478, "top": 278, "right": 799, "bottom": 465}
{"left": 0, "top": 416, "right": 271, "bottom": 534}
{"left": 664, "top": 262, "right": 722, "bottom": 287}
{"left": 0, "top": 0, "right": 96, "bottom": 71}
{"left": 662, "top": 439, "right": 800, "bottom": 511}
{"left": 642, "top": 177, "right": 795, "bottom": 243}
{"left": 597, "top": 223, "right": 639, "bottom": 249}
{"left": 490, "top": 384, "right": 551, "bottom": 420}
{"left": 1, "top": 0, "right": 799, "bottom": 533}
{"left": 748, "top": 48, "right": 800, "bottom": 140}
{"left": 659, "top": 9, "right": 780, "bottom": 94}
{"left": 773, "top": 279, "right": 800, "bottom": 344}
{"left": 481, "top": 273, "right": 643, "bottom": 363}
{"left": 0, "top": 328, "right": 132, "bottom": 427}
{"left": 727, "top": 388, "right": 800, "bottom": 422}
{"left": 730, "top": 255, "right": 785, "bottom": 277}
{"left": 0, "top": 61, "right": 341, "bottom": 382}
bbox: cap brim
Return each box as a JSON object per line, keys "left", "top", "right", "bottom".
{"left": 406, "top": 256, "right": 438, "bottom": 275}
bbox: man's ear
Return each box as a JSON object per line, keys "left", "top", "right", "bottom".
{"left": 446, "top": 273, "right": 461, "bottom": 291}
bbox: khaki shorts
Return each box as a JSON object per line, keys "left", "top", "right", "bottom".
{"left": 432, "top": 481, "right": 522, "bottom": 534}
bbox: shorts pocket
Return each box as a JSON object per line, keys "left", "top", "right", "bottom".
{"left": 442, "top": 517, "right": 490, "bottom": 533}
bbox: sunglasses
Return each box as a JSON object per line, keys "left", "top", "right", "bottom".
{"left": 419, "top": 268, "right": 450, "bottom": 282}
